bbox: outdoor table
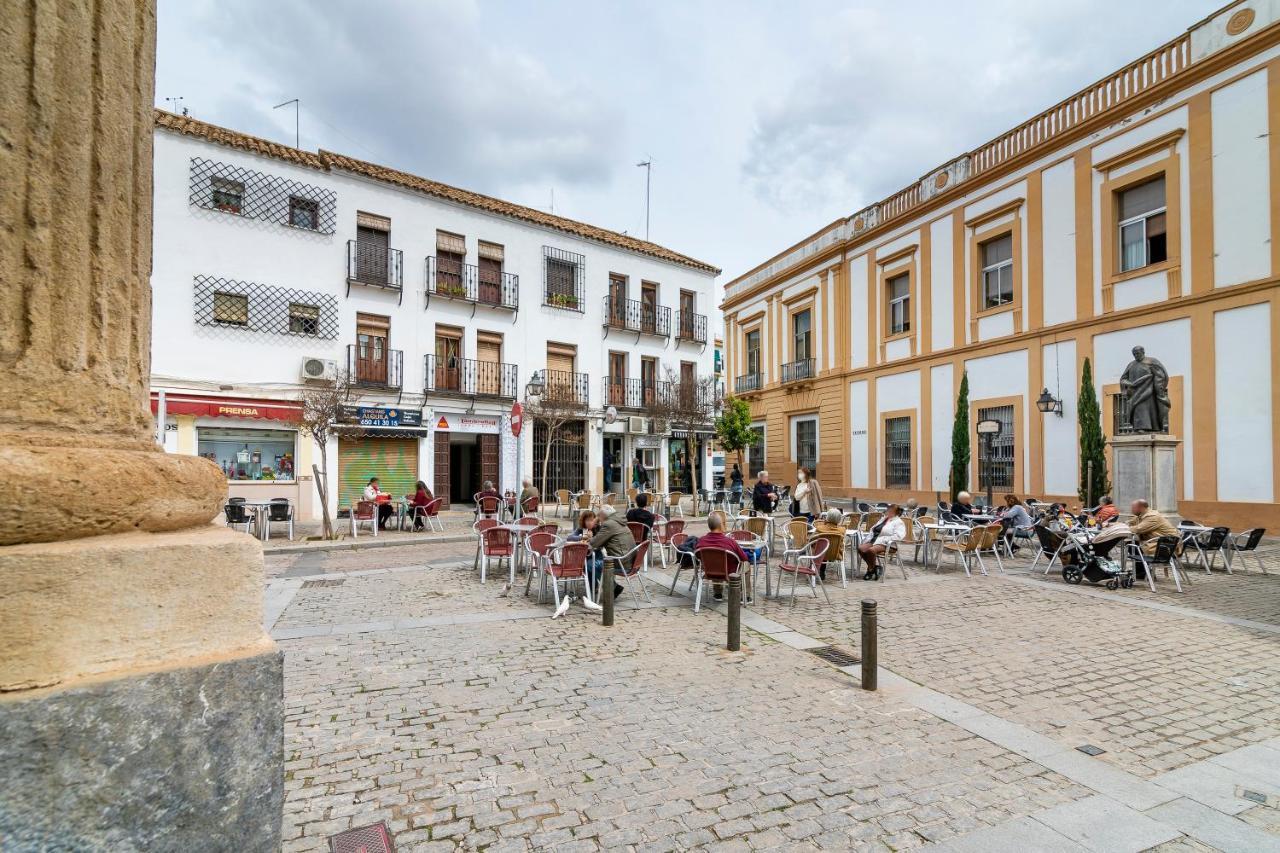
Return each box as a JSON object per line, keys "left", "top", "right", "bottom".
{"left": 919, "top": 523, "right": 969, "bottom": 566}
{"left": 737, "top": 536, "right": 768, "bottom": 600}
{"left": 733, "top": 514, "right": 776, "bottom": 551}
{"left": 1177, "top": 524, "right": 1227, "bottom": 571}
{"left": 239, "top": 501, "right": 274, "bottom": 542}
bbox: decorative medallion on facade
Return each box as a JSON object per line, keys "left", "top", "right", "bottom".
{"left": 193, "top": 275, "right": 339, "bottom": 339}
{"left": 188, "top": 157, "right": 337, "bottom": 234}
{"left": 1226, "top": 7, "right": 1255, "bottom": 35}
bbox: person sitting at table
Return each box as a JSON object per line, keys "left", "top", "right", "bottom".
{"left": 752, "top": 470, "right": 779, "bottom": 513}
{"left": 474, "top": 480, "right": 501, "bottom": 518}
{"left": 1129, "top": 499, "right": 1178, "bottom": 555}
{"left": 625, "top": 492, "right": 655, "bottom": 535}
{"left": 903, "top": 498, "right": 919, "bottom": 512}
{"left": 951, "top": 491, "right": 976, "bottom": 517}
{"left": 695, "top": 512, "right": 749, "bottom": 601}
{"left": 517, "top": 478, "right": 540, "bottom": 513}
{"left": 409, "top": 480, "right": 433, "bottom": 531}
{"left": 587, "top": 505, "right": 630, "bottom": 600}
{"left": 811, "top": 508, "right": 846, "bottom": 582}
{"left": 1093, "top": 495, "right": 1119, "bottom": 526}
{"left": 995, "top": 494, "right": 1034, "bottom": 553}
{"left": 566, "top": 509, "right": 605, "bottom": 586}
{"left": 856, "top": 504, "right": 906, "bottom": 581}
{"left": 363, "top": 477, "right": 395, "bottom": 530}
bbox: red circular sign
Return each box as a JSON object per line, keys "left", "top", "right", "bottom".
{"left": 510, "top": 401, "right": 524, "bottom": 437}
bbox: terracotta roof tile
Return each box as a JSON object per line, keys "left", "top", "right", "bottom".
{"left": 154, "top": 110, "right": 719, "bottom": 275}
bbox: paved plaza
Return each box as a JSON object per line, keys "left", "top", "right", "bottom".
{"left": 265, "top": 532, "right": 1280, "bottom": 851}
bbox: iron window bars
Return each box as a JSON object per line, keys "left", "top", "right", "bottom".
{"left": 193, "top": 275, "right": 338, "bottom": 339}
{"left": 347, "top": 344, "right": 404, "bottom": 395}
{"left": 347, "top": 239, "right": 404, "bottom": 303}
{"left": 601, "top": 296, "right": 671, "bottom": 337}
{"left": 781, "top": 358, "right": 815, "bottom": 384}
{"left": 675, "top": 310, "right": 708, "bottom": 344}
{"left": 541, "top": 369, "right": 591, "bottom": 406}
{"left": 424, "top": 354, "right": 518, "bottom": 399}
{"left": 734, "top": 373, "right": 763, "bottom": 394}
{"left": 977, "top": 404, "right": 1016, "bottom": 490}
{"left": 602, "top": 377, "right": 672, "bottom": 410}
{"left": 425, "top": 257, "right": 519, "bottom": 313}
{"left": 884, "top": 416, "right": 912, "bottom": 488}
{"left": 188, "top": 157, "right": 336, "bottom": 234}
{"left": 542, "top": 246, "right": 585, "bottom": 312}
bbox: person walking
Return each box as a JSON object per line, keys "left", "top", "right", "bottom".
{"left": 792, "top": 467, "right": 824, "bottom": 522}
{"left": 729, "top": 463, "right": 744, "bottom": 509}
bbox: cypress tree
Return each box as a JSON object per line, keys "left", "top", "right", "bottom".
{"left": 1078, "top": 357, "right": 1110, "bottom": 505}
{"left": 949, "top": 371, "right": 970, "bottom": 503}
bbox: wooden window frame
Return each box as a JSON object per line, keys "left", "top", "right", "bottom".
{"left": 875, "top": 244, "right": 918, "bottom": 359}
{"left": 790, "top": 307, "right": 813, "bottom": 363}
{"left": 1098, "top": 139, "right": 1182, "bottom": 311}
{"left": 884, "top": 270, "right": 912, "bottom": 339}
{"left": 790, "top": 414, "right": 819, "bottom": 471}
{"left": 968, "top": 394, "right": 1024, "bottom": 495}
{"left": 880, "top": 409, "right": 915, "bottom": 490}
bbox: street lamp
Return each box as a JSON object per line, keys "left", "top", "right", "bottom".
{"left": 525, "top": 371, "right": 545, "bottom": 400}
{"left": 976, "top": 418, "right": 1002, "bottom": 509}
{"left": 1035, "top": 387, "right": 1063, "bottom": 417}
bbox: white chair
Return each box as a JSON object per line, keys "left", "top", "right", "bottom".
{"left": 350, "top": 501, "right": 378, "bottom": 538}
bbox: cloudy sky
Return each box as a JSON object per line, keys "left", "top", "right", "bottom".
{"left": 156, "top": 0, "right": 1216, "bottom": 282}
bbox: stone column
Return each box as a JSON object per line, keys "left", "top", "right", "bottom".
{"left": 0, "top": 3, "right": 283, "bottom": 849}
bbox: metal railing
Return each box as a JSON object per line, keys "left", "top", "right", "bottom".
{"left": 781, "top": 358, "right": 815, "bottom": 384}
{"left": 675, "top": 310, "right": 708, "bottom": 344}
{"left": 424, "top": 354, "right": 517, "bottom": 399}
{"left": 347, "top": 344, "right": 403, "bottom": 389}
{"left": 664, "top": 381, "right": 720, "bottom": 411}
{"left": 603, "top": 377, "right": 671, "bottom": 410}
{"left": 543, "top": 246, "right": 586, "bottom": 311}
{"left": 540, "top": 369, "right": 590, "bottom": 406}
{"left": 602, "top": 296, "right": 670, "bottom": 337}
{"left": 347, "top": 240, "right": 403, "bottom": 291}
{"left": 426, "top": 257, "right": 518, "bottom": 310}
{"left": 734, "top": 373, "right": 762, "bottom": 394}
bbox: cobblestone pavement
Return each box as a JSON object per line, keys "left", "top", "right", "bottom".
{"left": 267, "top": 537, "right": 1280, "bottom": 851}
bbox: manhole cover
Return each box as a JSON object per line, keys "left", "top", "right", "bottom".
{"left": 806, "top": 645, "right": 860, "bottom": 667}
{"left": 329, "top": 821, "right": 394, "bottom": 853}
{"left": 1076, "top": 744, "right": 1106, "bottom": 756}
{"left": 303, "top": 578, "right": 346, "bottom": 589}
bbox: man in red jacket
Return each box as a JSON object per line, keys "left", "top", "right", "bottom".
{"left": 695, "top": 514, "right": 748, "bottom": 601}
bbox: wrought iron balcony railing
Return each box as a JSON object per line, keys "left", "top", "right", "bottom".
{"left": 663, "top": 380, "right": 720, "bottom": 412}
{"left": 734, "top": 373, "right": 763, "bottom": 394}
{"left": 675, "top": 310, "right": 708, "bottom": 344}
{"left": 543, "top": 246, "right": 586, "bottom": 312}
{"left": 603, "top": 377, "right": 671, "bottom": 410}
{"left": 538, "top": 369, "right": 590, "bottom": 407}
{"left": 347, "top": 240, "right": 404, "bottom": 301}
{"left": 424, "top": 354, "right": 518, "bottom": 399}
{"left": 426, "top": 257, "right": 519, "bottom": 311}
{"left": 781, "top": 358, "right": 815, "bottom": 384}
{"left": 347, "top": 344, "right": 404, "bottom": 389}
{"left": 602, "top": 296, "right": 670, "bottom": 337}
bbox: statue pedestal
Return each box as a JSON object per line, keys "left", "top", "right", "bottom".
{"left": 1110, "top": 434, "right": 1181, "bottom": 516}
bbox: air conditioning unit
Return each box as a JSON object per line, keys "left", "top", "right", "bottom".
{"left": 300, "top": 357, "right": 337, "bottom": 382}
{"left": 627, "top": 416, "right": 647, "bottom": 434}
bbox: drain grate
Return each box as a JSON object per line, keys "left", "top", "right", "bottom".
{"left": 1076, "top": 744, "right": 1106, "bottom": 756}
{"left": 806, "top": 645, "right": 860, "bottom": 667}
{"left": 329, "top": 821, "right": 394, "bottom": 853}
{"left": 302, "top": 578, "right": 346, "bottom": 589}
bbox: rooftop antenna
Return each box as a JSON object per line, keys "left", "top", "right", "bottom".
{"left": 636, "top": 158, "right": 652, "bottom": 241}
{"left": 550, "top": 187, "right": 555, "bottom": 215}
{"left": 164, "top": 96, "right": 188, "bottom": 116}
{"left": 273, "top": 98, "right": 299, "bottom": 148}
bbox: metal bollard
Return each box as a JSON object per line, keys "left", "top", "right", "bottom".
{"left": 727, "top": 574, "right": 741, "bottom": 651}
{"left": 860, "top": 599, "right": 877, "bottom": 691}
{"left": 601, "top": 560, "right": 614, "bottom": 627}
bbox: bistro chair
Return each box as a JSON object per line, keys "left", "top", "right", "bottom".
{"left": 223, "top": 502, "right": 255, "bottom": 536}
{"left": 743, "top": 515, "right": 773, "bottom": 553}
{"left": 479, "top": 526, "right": 516, "bottom": 584}
{"left": 351, "top": 500, "right": 378, "bottom": 538}
{"left": 1030, "top": 524, "right": 1070, "bottom": 574}
{"left": 1229, "top": 528, "right": 1269, "bottom": 573}
{"left": 666, "top": 491, "right": 685, "bottom": 518}
{"left": 784, "top": 518, "right": 811, "bottom": 551}
{"left": 692, "top": 546, "right": 739, "bottom": 613}
{"left": 545, "top": 541, "right": 592, "bottom": 610}
{"left": 522, "top": 531, "right": 561, "bottom": 602}
{"left": 625, "top": 487, "right": 639, "bottom": 508}
{"left": 263, "top": 498, "right": 294, "bottom": 541}
{"left": 472, "top": 518, "right": 499, "bottom": 569}
{"left": 667, "top": 532, "right": 693, "bottom": 586}
{"left": 973, "top": 523, "right": 1005, "bottom": 574}
{"left": 418, "top": 497, "right": 444, "bottom": 532}
{"left": 729, "top": 529, "right": 767, "bottom": 597}
{"left": 521, "top": 495, "right": 541, "bottom": 518}
{"left": 841, "top": 512, "right": 863, "bottom": 531}
{"left": 940, "top": 527, "right": 985, "bottom": 577}
{"left": 862, "top": 512, "right": 883, "bottom": 533}
{"left": 777, "top": 537, "right": 831, "bottom": 607}
{"left": 627, "top": 520, "right": 649, "bottom": 544}
{"left": 476, "top": 494, "right": 501, "bottom": 520}
{"left": 1184, "top": 525, "right": 1231, "bottom": 574}
{"left": 654, "top": 518, "right": 686, "bottom": 565}
{"left": 1127, "top": 535, "right": 1189, "bottom": 593}
{"left": 554, "top": 489, "right": 571, "bottom": 518}
{"left": 605, "top": 540, "right": 652, "bottom": 606}
{"left": 810, "top": 528, "right": 847, "bottom": 587}
{"left": 575, "top": 492, "right": 593, "bottom": 512}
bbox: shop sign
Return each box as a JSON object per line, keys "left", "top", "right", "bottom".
{"left": 433, "top": 412, "right": 500, "bottom": 434}
{"left": 338, "top": 406, "right": 423, "bottom": 427}
{"left": 633, "top": 436, "right": 662, "bottom": 448}
{"left": 149, "top": 393, "right": 301, "bottom": 423}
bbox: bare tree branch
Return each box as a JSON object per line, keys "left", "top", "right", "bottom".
{"left": 297, "top": 369, "right": 359, "bottom": 539}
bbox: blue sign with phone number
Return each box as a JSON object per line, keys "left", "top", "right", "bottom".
{"left": 357, "top": 407, "right": 399, "bottom": 427}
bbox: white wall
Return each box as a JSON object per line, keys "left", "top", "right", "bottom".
{"left": 963, "top": 349, "right": 1030, "bottom": 490}
{"left": 1041, "top": 339, "right": 1078, "bottom": 496}
{"left": 848, "top": 379, "right": 869, "bottom": 488}
{"left": 1212, "top": 68, "right": 1272, "bottom": 288}
{"left": 929, "top": 217, "right": 954, "bottom": 351}
{"left": 1041, "top": 159, "right": 1076, "bottom": 326}
{"left": 849, "top": 255, "right": 869, "bottom": 369}
{"left": 1215, "top": 302, "right": 1273, "bottom": 501}
{"left": 930, "top": 364, "right": 954, "bottom": 492}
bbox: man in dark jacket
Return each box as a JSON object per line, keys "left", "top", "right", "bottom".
{"left": 751, "top": 470, "right": 779, "bottom": 513}
{"left": 625, "top": 493, "right": 655, "bottom": 534}
{"left": 588, "top": 506, "right": 631, "bottom": 598}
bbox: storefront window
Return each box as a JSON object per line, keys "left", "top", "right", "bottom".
{"left": 198, "top": 427, "right": 297, "bottom": 482}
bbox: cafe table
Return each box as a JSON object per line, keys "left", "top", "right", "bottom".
{"left": 918, "top": 522, "right": 970, "bottom": 566}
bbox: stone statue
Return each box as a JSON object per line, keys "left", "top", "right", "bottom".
{"left": 1118, "top": 346, "right": 1172, "bottom": 433}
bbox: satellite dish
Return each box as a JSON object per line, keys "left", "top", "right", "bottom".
{"left": 605, "top": 405, "right": 618, "bottom": 424}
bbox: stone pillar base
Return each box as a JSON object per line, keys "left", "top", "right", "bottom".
{"left": 1110, "top": 434, "right": 1182, "bottom": 516}
{"left": 0, "top": 648, "right": 282, "bottom": 851}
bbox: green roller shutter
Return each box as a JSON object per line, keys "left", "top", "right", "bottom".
{"left": 338, "top": 436, "right": 419, "bottom": 509}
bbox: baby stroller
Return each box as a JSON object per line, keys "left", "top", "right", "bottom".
{"left": 1060, "top": 525, "right": 1135, "bottom": 590}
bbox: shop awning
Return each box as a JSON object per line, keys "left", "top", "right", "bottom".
{"left": 333, "top": 424, "right": 430, "bottom": 438}
{"left": 150, "top": 393, "right": 301, "bottom": 423}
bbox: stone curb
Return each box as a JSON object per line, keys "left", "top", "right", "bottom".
{"left": 263, "top": 533, "right": 474, "bottom": 556}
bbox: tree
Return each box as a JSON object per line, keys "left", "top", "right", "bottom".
{"left": 653, "top": 370, "right": 721, "bottom": 515}
{"left": 526, "top": 370, "right": 588, "bottom": 500}
{"left": 1078, "top": 357, "right": 1110, "bottom": 506}
{"left": 949, "top": 371, "right": 970, "bottom": 503}
{"left": 714, "top": 396, "right": 755, "bottom": 471}
{"left": 298, "top": 369, "right": 359, "bottom": 540}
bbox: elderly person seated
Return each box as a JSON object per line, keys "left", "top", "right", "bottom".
{"left": 1093, "top": 495, "right": 1119, "bottom": 526}
{"left": 588, "top": 505, "right": 631, "bottom": 600}
{"left": 951, "top": 491, "right": 976, "bottom": 518}
{"left": 752, "top": 470, "right": 779, "bottom": 513}
{"left": 856, "top": 504, "right": 906, "bottom": 581}
{"left": 517, "top": 477, "right": 540, "bottom": 512}
{"left": 811, "top": 508, "right": 846, "bottom": 582}
{"left": 1129, "top": 499, "right": 1178, "bottom": 555}
{"left": 695, "top": 512, "right": 749, "bottom": 601}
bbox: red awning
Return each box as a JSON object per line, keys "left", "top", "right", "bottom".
{"left": 149, "top": 393, "right": 302, "bottom": 423}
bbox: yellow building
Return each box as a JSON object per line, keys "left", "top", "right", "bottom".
{"left": 723, "top": 2, "right": 1280, "bottom": 528}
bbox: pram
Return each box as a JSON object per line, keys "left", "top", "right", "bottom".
{"left": 1059, "top": 524, "right": 1135, "bottom": 590}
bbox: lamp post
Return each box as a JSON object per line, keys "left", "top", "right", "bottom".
{"left": 521, "top": 372, "right": 545, "bottom": 501}
{"left": 976, "top": 418, "right": 1001, "bottom": 508}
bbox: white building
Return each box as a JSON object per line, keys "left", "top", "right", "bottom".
{"left": 150, "top": 112, "right": 720, "bottom": 520}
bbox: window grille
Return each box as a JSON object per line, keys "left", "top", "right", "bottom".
{"left": 795, "top": 419, "right": 817, "bottom": 473}
{"left": 543, "top": 246, "right": 585, "bottom": 311}
{"left": 188, "top": 157, "right": 337, "bottom": 234}
{"left": 194, "top": 275, "right": 339, "bottom": 339}
{"left": 977, "top": 404, "right": 1015, "bottom": 490}
{"left": 884, "top": 416, "right": 911, "bottom": 487}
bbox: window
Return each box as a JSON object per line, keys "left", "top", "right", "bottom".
{"left": 745, "top": 329, "right": 761, "bottom": 376}
{"left": 212, "top": 291, "right": 248, "bottom": 325}
{"left": 792, "top": 310, "right": 811, "bottom": 361}
{"left": 794, "top": 418, "right": 817, "bottom": 473}
{"left": 198, "top": 427, "right": 297, "bottom": 482}
{"left": 884, "top": 416, "right": 911, "bottom": 488}
{"left": 747, "top": 425, "right": 766, "bottom": 479}
{"left": 980, "top": 234, "right": 1014, "bottom": 309}
{"left": 543, "top": 247, "right": 584, "bottom": 310}
{"left": 288, "top": 196, "right": 319, "bottom": 230}
{"left": 887, "top": 273, "right": 910, "bottom": 335}
{"left": 288, "top": 303, "right": 320, "bottom": 335}
{"left": 1118, "top": 176, "right": 1167, "bottom": 272}
{"left": 977, "top": 404, "right": 1015, "bottom": 491}
{"left": 210, "top": 177, "right": 244, "bottom": 213}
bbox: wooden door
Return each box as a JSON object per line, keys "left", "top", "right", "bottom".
{"left": 435, "top": 333, "right": 460, "bottom": 391}
{"left": 680, "top": 361, "right": 695, "bottom": 407}
{"left": 641, "top": 357, "right": 657, "bottom": 406}
{"left": 608, "top": 352, "right": 627, "bottom": 406}
{"left": 546, "top": 343, "right": 576, "bottom": 400}
{"left": 608, "top": 275, "right": 627, "bottom": 326}
{"left": 641, "top": 283, "right": 658, "bottom": 333}
{"left": 356, "top": 314, "right": 389, "bottom": 384}
{"left": 434, "top": 431, "right": 451, "bottom": 509}
{"left": 477, "top": 333, "right": 502, "bottom": 396}
{"left": 478, "top": 257, "right": 501, "bottom": 304}
{"left": 479, "top": 433, "right": 499, "bottom": 492}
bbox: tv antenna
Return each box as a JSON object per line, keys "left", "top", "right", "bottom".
{"left": 164, "top": 96, "right": 188, "bottom": 116}
{"left": 273, "top": 98, "right": 300, "bottom": 148}
{"left": 636, "top": 158, "right": 652, "bottom": 240}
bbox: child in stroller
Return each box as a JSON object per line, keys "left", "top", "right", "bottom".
{"left": 1060, "top": 524, "right": 1135, "bottom": 590}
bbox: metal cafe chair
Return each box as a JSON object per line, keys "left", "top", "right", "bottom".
{"left": 263, "top": 498, "right": 294, "bottom": 541}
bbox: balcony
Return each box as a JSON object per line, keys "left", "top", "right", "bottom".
{"left": 347, "top": 239, "right": 404, "bottom": 303}
{"left": 424, "top": 355, "right": 518, "bottom": 399}
{"left": 347, "top": 344, "right": 404, "bottom": 391}
{"left": 426, "top": 257, "right": 518, "bottom": 312}
{"left": 734, "top": 373, "right": 763, "bottom": 394}
{"left": 663, "top": 380, "right": 720, "bottom": 413}
{"left": 675, "top": 310, "right": 708, "bottom": 345}
{"left": 603, "top": 377, "right": 671, "bottom": 411}
{"left": 602, "top": 296, "right": 670, "bottom": 338}
{"left": 539, "top": 369, "right": 590, "bottom": 407}
{"left": 781, "top": 358, "right": 815, "bottom": 384}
